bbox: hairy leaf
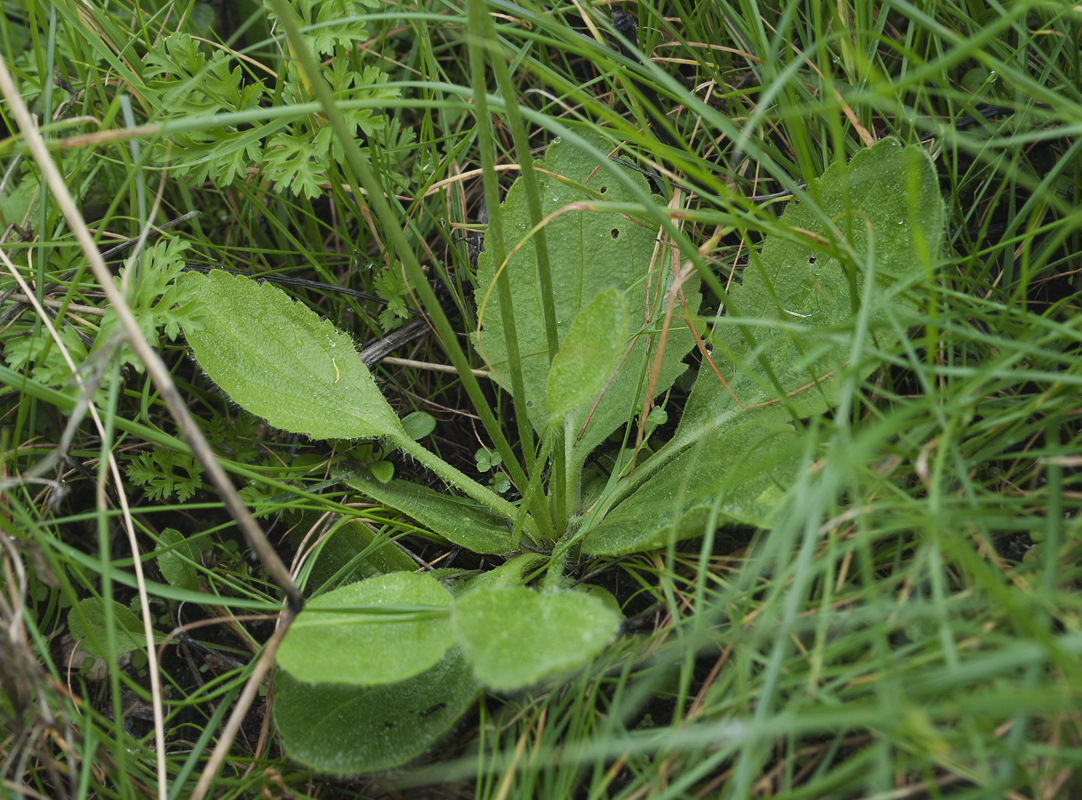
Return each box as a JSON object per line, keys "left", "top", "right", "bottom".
{"left": 674, "top": 138, "right": 942, "bottom": 451}
{"left": 547, "top": 287, "right": 628, "bottom": 424}
{"left": 277, "top": 571, "right": 453, "bottom": 686}
{"left": 474, "top": 133, "right": 700, "bottom": 465}
{"left": 342, "top": 465, "right": 512, "bottom": 554}
{"left": 452, "top": 586, "right": 620, "bottom": 690}
{"left": 178, "top": 270, "right": 404, "bottom": 441}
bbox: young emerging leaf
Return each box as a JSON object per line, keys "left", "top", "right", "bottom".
{"left": 675, "top": 138, "right": 942, "bottom": 449}
{"left": 274, "top": 647, "right": 480, "bottom": 775}
{"left": 547, "top": 287, "right": 628, "bottom": 423}
{"left": 452, "top": 586, "right": 620, "bottom": 691}
{"left": 277, "top": 572, "right": 453, "bottom": 686}
{"left": 585, "top": 414, "right": 802, "bottom": 555}
{"left": 179, "top": 271, "right": 405, "bottom": 441}
{"left": 475, "top": 133, "right": 700, "bottom": 465}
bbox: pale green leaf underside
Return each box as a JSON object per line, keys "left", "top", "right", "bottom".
{"left": 547, "top": 287, "right": 628, "bottom": 423}
{"left": 678, "top": 138, "right": 943, "bottom": 443}
{"left": 276, "top": 572, "right": 453, "bottom": 686}
{"left": 179, "top": 270, "right": 403, "bottom": 441}
{"left": 342, "top": 465, "right": 512, "bottom": 554}
{"left": 452, "top": 586, "right": 620, "bottom": 690}
{"left": 274, "top": 647, "right": 480, "bottom": 775}
{"left": 585, "top": 414, "right": 802, "bottom": 555}
{"left": 475, "top": 133, "right": 700, "bottom": 462}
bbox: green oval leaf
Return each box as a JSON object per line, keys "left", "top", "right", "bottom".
{"left": 452, "top": 586, "right": 620, "bottom": 690}
{"left": 155, "top": 528, "right": 200, "bottom": 593}
{"left": 179, "top": 270, "right": 404, "bottom": 441}
{"left": 401, "top": 410, "right": 437, "bottom": 441}
{"left": 547, "top": 287, "right": 628, "bottom": 422}
{"left": 277, "top": 571, "right": 453, "bottom": 686}
{"left": 68, "top": 598, "right": 164, "bottom": 659}
{"left": 274, "top": 647, "right": 480, "bottom": 775}
{"left": 676, "top": 138, "right": 943, "bottom": 446}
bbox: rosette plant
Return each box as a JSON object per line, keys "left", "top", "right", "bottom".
{"left": 175, "top": 130, "right": 942, "bottom": 773}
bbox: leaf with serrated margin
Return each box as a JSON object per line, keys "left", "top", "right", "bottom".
{"left": 179, "top": 270, "right": 404, "bottom": 441}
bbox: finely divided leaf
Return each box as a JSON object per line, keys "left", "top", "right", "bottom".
{"left": 475, "top": 133, "right": 700, "bottom": 463}
{"left": 276, "top": 572, "right": 453, "bottom": 686}
{"left": 179, "top": 270, "right": 404, "bottom": 441}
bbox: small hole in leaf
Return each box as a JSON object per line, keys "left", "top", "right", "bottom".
{"left": 808, "top": 257, "right": 816, "bottom": 264}
{"left": 526, "top": 401, "right": 533, "bottom": 408}
{"left": 611, "top": 228, "right": 619, "bottom": 239}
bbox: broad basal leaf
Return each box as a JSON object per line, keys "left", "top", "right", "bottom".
{"left": 452, "top": 586, "right": 620, "bottom": 690}
{"left": 547, "top": 287, "right": 628, "bottom": 424}
{"left": 179, "top": 270, "right": 404, "bottom": 441}
{"left": 277, "top": 571, "right": 453, "bottom": 686}
{"left": 584, "top": 413, "right": 802, "bottom": 555}
{"left": 475, "top": 133, "right": 701, "bottom": 464}
{"left": 342, "top": 465, "right": 514, "bottom": 554}
{"left": 274, "top": 647, "right": 480, "bottom": 775}
{"left": 675, "top": 138, "right": 942, "bottom": 449}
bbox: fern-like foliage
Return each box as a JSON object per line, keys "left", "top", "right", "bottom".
{"left": 145, "top": 0, "right": 400, "bottom": 199}
{"left": 2, "top": 237, "right": 200, "bottom": 387}
{"left": 93, "top": 238, "right": 203, "bottom": 371}
{"left": 127, "top": 448, "right": 204, "bottom": 502}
